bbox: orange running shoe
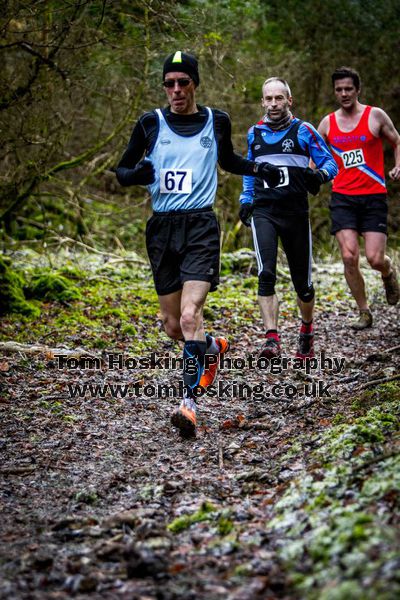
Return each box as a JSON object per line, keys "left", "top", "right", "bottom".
{"left": 199, "top": 337, "right": 230, "bottom": 389}
{"left": 171, "top": 402, "right": 197, "bottom": 438}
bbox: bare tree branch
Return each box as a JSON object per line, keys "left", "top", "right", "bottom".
{"left": 19, "top": 41, "right": 67, "bottom": 79}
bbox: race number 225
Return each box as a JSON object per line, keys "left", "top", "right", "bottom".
{"left": 342, "top": 148, "right": 365, "bottom": 169}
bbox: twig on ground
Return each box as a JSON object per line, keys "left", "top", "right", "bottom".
{"left": 358, "top": 374, "right": 400, "bottom": 390}
{"left": 218, "top": 443, "right": 224, "bottom": 470}
{"left": 0, "top": 341, "right": 99, "bottom": 359}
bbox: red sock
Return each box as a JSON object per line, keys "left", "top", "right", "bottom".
{"left": 300, "top": 320, "right": 313, "bottom": 334}
{"left": 266, "top": 329, "right": 280, "bottom": 342}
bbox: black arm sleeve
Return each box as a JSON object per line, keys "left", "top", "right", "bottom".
{"left": 213, "top": 110, "right": 256, "bottom": 176}
{"left": 115, "top": 113, "right": 156, "bottom": 186}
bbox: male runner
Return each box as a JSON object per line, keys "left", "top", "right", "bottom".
{"left": 116, "top": 51, "right": 281, "bottom": 437}
{"left": 318, "top": 67, "right": 400, "bottom": 329}
{"left": 239, "top": 77, "right": 337, "bottom": 359}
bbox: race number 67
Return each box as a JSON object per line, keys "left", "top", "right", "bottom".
{"left": 160, "top": 169, "right": 192, "bottom": 193}
{"left": 165, "top": 170, "right": 186, "bottom": 191}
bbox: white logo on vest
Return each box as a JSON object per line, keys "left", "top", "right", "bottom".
{"left": 282, "top": 139, "right": 294, "bottom": 153}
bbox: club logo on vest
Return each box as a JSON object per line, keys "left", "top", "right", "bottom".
{"left": 201, "top": 136, "right": 212, "bottom": 148}
{"left": 160, "top": 139, "right": 171, "bottom": 145}
{"left": 282, "top": 139, "right": 294, "bottom": 153}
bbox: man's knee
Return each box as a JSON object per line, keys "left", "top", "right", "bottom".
{"left": 258, "top": 270, "right": 276, "bottom": 296}
{"left": 366, "top": 252, "right": 385, "bottom": 271}
{"left": 180, "top": 305, "right": 201, "bottom": 333}
{"left": 162, "top": 315, "right": 182, "bottom": 340}
{"left": 341, "top": 250, "right": 359, "bottom": 271}
{"left": 296, "top": 284, "right": 315, "bottom": 303}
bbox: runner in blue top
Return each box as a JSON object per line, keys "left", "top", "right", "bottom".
{"left": 116, "top": 53, "right": 281, "bottom": 437}
{"left": 239, "top": 77, "right": 337, "bottom": 360}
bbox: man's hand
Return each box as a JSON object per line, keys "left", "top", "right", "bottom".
{"left": 239, "top": 203, "right": 253, "bottom": 227}
{"left": 128, "top": 159, "right": 155, "bottom": 185}
{"left": 256, "top": 163, "right": 282, "bottom": 188}
{"left": 303, "top": 167, "right": 326, "bottom": 195}
{"left": 389, "top": 165, "right": 400, "bottom": 180}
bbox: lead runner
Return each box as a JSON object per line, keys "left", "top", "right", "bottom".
{"left": 116, "top": 51, "right": 281, "bottom": 437}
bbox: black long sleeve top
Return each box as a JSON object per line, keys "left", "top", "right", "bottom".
{"left": 116, "top": 105, "right": 256, "bottom": 186}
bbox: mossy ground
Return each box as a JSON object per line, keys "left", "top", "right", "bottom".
{"left": 1, "top": 246, "right": 387, "bottom": 351}
{"left": 269, "top": 384, "right": 400, "bottom": 599}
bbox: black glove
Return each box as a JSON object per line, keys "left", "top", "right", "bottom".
{"left": 256, "top": 162, "right": 282, "bottom": 188}
{"left": 239, "top": 203, "right": 253, "bottom": 227}
{"left": 303, "top": 167, "right": 326, "bottom": 195}
{"left": 132, "top": 158, "right": 156, "bottom": 185}
{"left": 126, "top": 159, "right": 155, "bottom": 185}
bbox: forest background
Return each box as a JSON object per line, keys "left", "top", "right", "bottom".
{"left": 1, "top": 0, "right": 400, "bottom": 258}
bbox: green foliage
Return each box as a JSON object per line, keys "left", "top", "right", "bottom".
{"left": 167, "top": 501, "right": 216, "bottom": 533}
{"left": 268, "top": 384, "right": 400, "bottom": 598}
{"left": 217, "top": 516, "right": 235, "bottom": 536}
{"left": 1, "top": 0, "right": 399, "bottom": 252}
{"left": 121, "top": 323, "right": 138, "bottom": 336}
{"left": 0, "top": 256, "right": 40, "bottom": 317}
{"left": 74, "top": 488, "right": 99, "bottom": 505}
{"left": 167, "top": 503, "right": 235, "bottom": 537}
{"left": 27, "top": 271, "right": 82, "bottom": 302}
{"left": 220, "top": 249, "right": 257, "bottom": 276}
{"left": 0, "top": 250, "right": 162, "bottom": 351}
{"left": 234, "top": 562, "right": 253, "bottom": 577}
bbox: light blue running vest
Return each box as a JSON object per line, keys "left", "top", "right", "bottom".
{"left": 147, "top": 107, "right": 218, "bottom": 212}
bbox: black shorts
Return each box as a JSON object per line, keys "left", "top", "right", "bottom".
{"left": 145, "top": 207, "right": 220, "bottom": 296}
{"left": 330, "top": 192, "right": 388, "bottom": 235}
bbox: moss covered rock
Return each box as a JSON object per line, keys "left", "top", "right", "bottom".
{"left": 220, "top": 249, "right": 257, "bottom": 276}
{"left": 27, "top": 271, "right": 82, "bottom": 302}
{"left": 0, "top": 256, "right": 40, "bottom": 317}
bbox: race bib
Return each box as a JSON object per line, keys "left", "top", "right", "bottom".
{"left": 263, "top": 166, "right": 289, "bottom": 189}
{"left": 341, "top": 148, "right": 365, "bottom": 169}
{"left": 160, "top": 169, "right": 192, "bottom": 194}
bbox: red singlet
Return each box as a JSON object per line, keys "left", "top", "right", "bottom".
{"left": 327, "top": 106, "right": 386, "bottom": 195}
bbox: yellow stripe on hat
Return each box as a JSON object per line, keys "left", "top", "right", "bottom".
{"left": 172, "top": 51, "right": 182, "bottom": 63}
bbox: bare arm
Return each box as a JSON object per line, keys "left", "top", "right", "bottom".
{"left": 375, "top": 108, "right": 400, "bottom": 180}
{"left": 309, "top": 115, "right": 330, "bottom": 169}
{"left": 317, "top": 115, "right": 330, "bottom": 142}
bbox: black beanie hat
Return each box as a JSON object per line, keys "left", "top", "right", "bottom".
{"left": 162, "top": 51, "right": 200, "bottom": 86}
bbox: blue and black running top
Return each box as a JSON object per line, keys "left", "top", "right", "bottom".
{"left": 240, "top": 117, "right": 338, "bottom": 211}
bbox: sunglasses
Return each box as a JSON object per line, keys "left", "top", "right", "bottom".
{"left": 163, "top": 78, "right": 192, "bottom": 88}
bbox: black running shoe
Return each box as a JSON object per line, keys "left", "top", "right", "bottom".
{"left": 296, "top": 332, "right": 314, "bottom": 359}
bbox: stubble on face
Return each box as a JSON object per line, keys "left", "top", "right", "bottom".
{"left": 164, "top": 71, "right": 197, "bottom": 115}
{"left": 334, "top": 77, "right": 359, "bottom": 112}
{"left": 262, "top": 82, "right": 292, "bottom": 121}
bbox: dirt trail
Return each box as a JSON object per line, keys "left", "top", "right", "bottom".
{"left": 1, "top": 300, "right": 399, "bottom": 599}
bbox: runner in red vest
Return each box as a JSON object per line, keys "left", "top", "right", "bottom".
{"left": 318, "top": 67, "right": 400, "bottom": 329}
